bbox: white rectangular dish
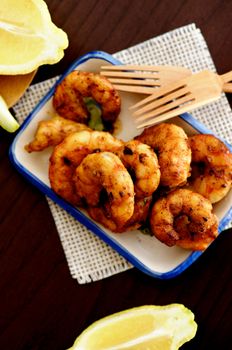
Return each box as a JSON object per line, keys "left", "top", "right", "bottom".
{"left": 9, "top": 51, "right": 232, "bottom": 279}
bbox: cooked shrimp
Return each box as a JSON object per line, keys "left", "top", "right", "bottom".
{"left": 150, "top": 189, "right": 218, "bottom": 250}
{"left": 88, "top": 196, "right": 152, "bottom": 233}
{"left": 73, "top": 152, "right": 134, "bottom": 228}
{"left": 25, "top": 116, "right": 91, "bottom": 152}
{"left": 120, "top": 196, "right": 152, "bottom": 232}
{"left": 53, "top": 71, "right": 121, "bottom": 124}
{"left": 136, "top": 123, "right": 191, "bottom": 188}
{"left": 189, "top": 134, "right": 232, "bottom": 203}
{"left": 49, "top": 130, "right": 123, "bottom": 205}
{"left": 116, "top": 140, "right": 160, "bottom": 197}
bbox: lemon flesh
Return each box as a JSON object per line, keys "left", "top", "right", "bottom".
{"left": 0, "top": 0, "right": 68, "bottom": 75}
{"left": 70, "top": 304, "right": 197, "bottom": 350}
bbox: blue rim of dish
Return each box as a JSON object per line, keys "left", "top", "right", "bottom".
{"left": 9, "top": 50, "right": 232, "bottom": 280}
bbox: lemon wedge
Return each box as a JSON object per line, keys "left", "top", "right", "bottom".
{"left": 0, "top": 96, "right": 19, "bottom": 132}
{"left": 0, "top": 0, "right": 68, "bottom": 75}
{"left": 69, "top": 304, "right": 197, "bottom": 350}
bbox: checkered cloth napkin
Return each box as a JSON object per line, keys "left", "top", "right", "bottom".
{"left": 14, "top": 24, "right": 232, "bottom": 283}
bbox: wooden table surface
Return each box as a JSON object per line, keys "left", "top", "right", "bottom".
{"left": 0, "top": 1, "right": 232, "bottom": 349}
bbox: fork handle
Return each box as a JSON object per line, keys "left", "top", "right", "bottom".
{"left": 223, "top": 83, "right": 232, "bottom": 93}
{"left": 221, "top": 71, "right": 232, "bottom": 93}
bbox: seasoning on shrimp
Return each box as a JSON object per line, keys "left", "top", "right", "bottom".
{"left": 119, "top": 196, "right": 152, "bottom": 232}
{"left": 73, "top": 152, "right": 134, "bottom": 228}
{"left": 49, "top": 130, "right": 123, "bottom": 205}
{"left": 53, "top": 71, "right": 121, "bottom": 125}
{"left": 25, "top": 115, "right": 91, "bottom": 152}
{"left": 189, "top": 134, "right": 232, "bottom": 203}
{"left": 136, "top": 123, "right": 191, "bottom": 188}
{"left": 88, "top": 196, "right": 152, "bottom": 233}
{"left": 150, "top": 189, "right": 218, "bottom": 250}
{"left": 116, "top": 140, "right": 160, "bottom": 197}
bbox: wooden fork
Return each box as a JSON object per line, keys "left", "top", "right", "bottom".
{"left": 100, "top": 65, "right": 191, "bottom": 94}
{"left": 130, "top": 70, "right": 232, "bottom": 128}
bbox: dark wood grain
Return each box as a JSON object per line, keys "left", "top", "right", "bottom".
{"left": 0, "top": 1, "right": 232, "bottom": 349}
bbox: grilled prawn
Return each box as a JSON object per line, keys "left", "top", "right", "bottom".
{"left": 53, "top": 71, "right": 121, "bottom": 124}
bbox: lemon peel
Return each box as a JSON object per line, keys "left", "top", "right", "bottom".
{"left": 69, "top": 304, "right": 197, "bottom": 350}
{"left": 0, "top": 0, "right": 68, "bottom": 75}
{"left": 0, "top": 96, "right": 19, "bottom": 132}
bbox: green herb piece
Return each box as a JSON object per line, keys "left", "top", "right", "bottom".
{"left": 84, "top": 97, "right": 104, "bottom": 131}
{"left": 139, "top": 225, "right": 153, "bottom": 236}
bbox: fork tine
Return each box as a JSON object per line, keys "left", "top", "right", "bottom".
{"left": 101, "top": 71, "right": 160, "bottom": 79}
{"left": 101, "top": 64, "right": 190, "bottom": 72}
{"left": 101, "top": 65, "right": 192, "bottom": 95}
{"left": 132, "top": 86, "right": 190, "bottom": 116}
{"left": 110, "top": 85, "right": 158, "bottom": 94}
{"left": 135, "top": 93, "right": 194, "bottom": 122}
{"left": 108, "top": 78, "right": 160, "bottom": 86}
{"left": 129, "top": 80, "right": 187, "bottom": 110}
{"left": 137, "top": 102, "right": 198, "bottom": 128}
{"left": 101, "top": 65, "right": 160, "bottom": 72}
